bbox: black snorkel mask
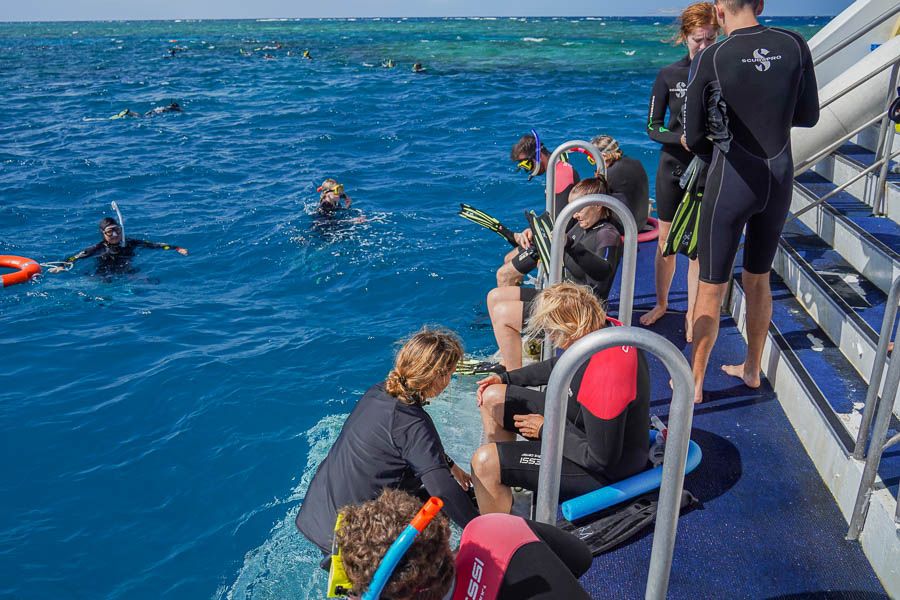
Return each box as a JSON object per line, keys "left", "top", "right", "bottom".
{"left": 515, "top": 129, "right": 544, "bottom": 181}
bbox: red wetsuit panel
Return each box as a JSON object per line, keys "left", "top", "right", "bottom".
{"left": 577, "top": 346, "right": 638, "bottom": 420}
{"left": 453, "top": 514, "right": 539, "bottom": 600}
{"left": 554, "top": 161, "right": 576, "bottom": 195}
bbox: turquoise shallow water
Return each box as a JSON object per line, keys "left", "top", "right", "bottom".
{"left": 0, "top": 16, "right": 825, "bottom": 599}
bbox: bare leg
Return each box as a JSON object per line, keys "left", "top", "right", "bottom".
{"left": 640, "top": 221, "right": 674, "bottom": 327}
{"left": 489, "top": 298, "right": 525, "bottom": 370}
{"left": 479, "top": 384, "right": 516, "bottom": 444}
{"left": 496, "top": 250, "right": 524, "bottom": 287}
{"left": 690, "top": 281, "right": 729, "bottom": 403}
{"left": 721, "top": 271, "right": 769, "bottom": 388}
{"left": 471, "top": 443, "right": 513, "bottom": 514}
{"left": 685, "top": 258, "right": 700, "bottom": 343}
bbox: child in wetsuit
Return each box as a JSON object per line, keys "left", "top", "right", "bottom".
{"left": 486, "top": 176, "right": 623, "bottom": 370}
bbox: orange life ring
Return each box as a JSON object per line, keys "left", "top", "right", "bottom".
{"left": 0, "top": 255, "right": 42, "bottom": 288}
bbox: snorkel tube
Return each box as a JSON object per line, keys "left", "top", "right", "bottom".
{"left": 361, "top": 496, "right": 444, "bottom": 600}
{"left": 111, "top": 201, "right": 126, "bottom": 244}
{"left": 528, "top": 129, "right": 542, "bottom": 181}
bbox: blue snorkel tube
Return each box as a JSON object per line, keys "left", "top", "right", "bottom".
{"left": 361, "top": 496, "right": 444, "bottom": 600}
{"left": 528, "top": 129, "right": 542, "bottom": 181}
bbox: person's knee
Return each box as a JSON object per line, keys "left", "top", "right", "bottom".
{"left": 471, "top": 443, "right": 500, "bottom": 479}
{"left": 741, "top": 270, "right": 770, "bottom": 291}
{"left": 480, "top": 385, "right": 506, "bottom": 415}
{"left": 487, "top": 287, "right": 503, "bottom": 310}
{"left": 493, "top": 301, "right": 522, "bottom": 329}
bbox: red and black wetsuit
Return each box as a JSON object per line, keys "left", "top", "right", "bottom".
{"left": 493, "top": 336, "right": 651, "bottom": 498}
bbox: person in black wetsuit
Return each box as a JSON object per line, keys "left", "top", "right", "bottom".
{"left": 496, "top": 132, "right": 581, "bottom": 287}
{"left": 640, "top": 2, "right": 719, "bottom": 339}
{"left": 683, "top": 0, "right": 819, "bottom": 402}
{"left": 333, "top": 489, "right": 592, "bottom": 600}
{"left": 474, "top": 282, "right": 650, "bottom": 514}
{"left": 486, "top": 177, "right": 623, "bottom": 370}
{"left": 295, "top": 328, "right": 479, "bottom": 554}
{"left": 55, "top": 217, "right": 188, "bottom": 275}
{"left": 590, "top": 135, "right": 650, "bottom": 231}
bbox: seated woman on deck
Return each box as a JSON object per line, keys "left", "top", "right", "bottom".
{"left": 295, "top": 328, "right": 479, "bottom": 554}
{"left": 472, "top": 282, "right": 650, "bottom": 514}
{"left": 487, "top": 177, "right": 623, "bottom": 370}
{"left": 333, "top": 488, "right": 591, "bottom": 599}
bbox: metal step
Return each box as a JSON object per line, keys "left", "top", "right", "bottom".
{"left": 792, "top": 174, "right": 900, "bottom": 294}
{"left": 851, "top": 122, "right": 900, "bottom": 156}
{"left": 770, "top": 231, "right": 900, "bottom": 421}
{"left": 808, "top": 143, "right": 900, "bottom": 224}
{"left": 729, "top": 278, "right": 900, "bottom": 597}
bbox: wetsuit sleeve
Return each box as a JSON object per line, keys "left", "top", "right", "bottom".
{"left": 65, "top": 242, "right": 103, "bottom": 263}
{"left": 564, "top": 233, "right": 620, "bottom": 284}
{"left": 501, "top": 357, "right": 558, "bottom": 387}
{"left": 648, "top": 72, "right": 681, "bottom": 146}
{"left": 132, "top": 239, "right": 183, "bottom": 251}
{"left": 684, "top": 48, "right": 714, "bottom": 156}
{"left": 526, "top": 520, "right": 592, "bottom": 577}
{"left": 792, "top": 35, "right": 820, "bottom": 128}
{"left": 420, "top": 469, "right": 479, "bottom": 528}
{"left": 561, "top": 350, "right": 638, "bottom": 474}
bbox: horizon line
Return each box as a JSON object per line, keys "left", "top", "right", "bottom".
{"left": 1, "top": 14, "right": 836, "bottom": 24}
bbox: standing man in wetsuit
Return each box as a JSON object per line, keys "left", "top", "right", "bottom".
{"left": 684, "top": 0, "right": 819, "bottom": 402}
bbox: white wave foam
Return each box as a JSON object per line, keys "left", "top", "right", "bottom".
{"left": 522, "top": 37, "right": 546, "bottom": 43}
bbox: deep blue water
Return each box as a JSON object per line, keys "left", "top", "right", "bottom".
{"left": 0, "top": 16, "right": 825, "bottom": 599}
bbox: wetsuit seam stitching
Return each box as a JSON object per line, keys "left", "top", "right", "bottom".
{"left": 707, "top": 148, "right": 726, "bottom": 282}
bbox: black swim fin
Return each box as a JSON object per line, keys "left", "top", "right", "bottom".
{"left": 459, "top": 204, "right": 519, "bottom": 248}
{"left": 526, "top": 210, "right": 553, "bottom": 268}
{"left": 664, "top": 158, "right": 704, "bottom": 260}
{"left": 558, "top": 489, "right": 697, "bottom": 556}
{"left": 455, "top": 358, "right": 507, "bottom": 376}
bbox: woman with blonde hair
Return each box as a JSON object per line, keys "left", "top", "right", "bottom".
{"left": 472, "top": 282, "right": 650, "bottom": 514}
{"left": 641, "top": 2, "right": 720, "bottom": 339}
{"left": 296, "top": 327, "right": 479, "bottom": 553}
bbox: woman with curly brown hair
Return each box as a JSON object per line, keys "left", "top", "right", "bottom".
{"left": 335, "top": 489, "right": 591, "bottom": 600}
{"left": 296, "top": 328, "right": 479, "bottom": 554}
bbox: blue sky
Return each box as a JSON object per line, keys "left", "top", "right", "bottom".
{"left": 3, "top": 0, "right": 853, "bottom": 22}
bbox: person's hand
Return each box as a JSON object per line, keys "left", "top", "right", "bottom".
{"left": 680, "top": 134, "right": 690, "bottom": 152}
{"left": 513, "top": 414, "right": 544, "bottom": 439}
{"left": 451, "top": 463, "right": 473, "bottom": 490}
{"left": 476, "top": 374, "right": 502, "bottom": 407}
{"left": 177, "top": 248, "right": 189, "bottom": 256}
{"left": 514, "top": 229, "right": 533, "bottom": 249}
{"left": 48, "top": 266, "right": 64, "bottom": 274}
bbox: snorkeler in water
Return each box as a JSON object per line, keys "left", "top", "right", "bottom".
{"left": 52, "top": 217, "right": 188, "bottom": 275}
{"left": 145, "top": 102, "right": 182, "bottom": 116}
{"left": 110, "top": 109, "right": 141, "bottom": 119}
{"left": 412, "top": 62, "right": 426, "bottom": 73}
{"left": 382, "top": 58, "right": 395, "bottom": 68}
{"left": 302, "top": 49, "right": 312, "bottom": 60}
{"left": 317, "top": 178, "right": 353, "bottom": 214}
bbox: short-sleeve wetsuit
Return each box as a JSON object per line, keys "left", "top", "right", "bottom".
{"left": 493, "top": 339, "right": 651, "bottom": 498}
{"left": 684, "top": 24, "right": 819, "bottom": 283}
{"left": 66, "top": 239, "right": 184, "bottom": 275}
{"left": 648, "top": 55, "right": 695, "bottom": 222}
{"left": 295, "top": 383, "right": 478, "bottom": 553}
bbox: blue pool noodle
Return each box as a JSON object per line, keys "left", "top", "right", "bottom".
{"left": 561, "top": 431, "right": 702, "bottom": 522}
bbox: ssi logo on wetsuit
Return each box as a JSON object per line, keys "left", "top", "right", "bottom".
{"left": 743, "top": 48, "right": 783, "bottom": 72}
{"left": 464, "top": 557, "right": 486, "bottom": 600}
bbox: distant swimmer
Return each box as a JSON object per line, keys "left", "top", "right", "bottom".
{"left": 382, "top": 58, "right": 395, "bottom": 68}
{"left": 412, "top": 62, "right": 426, "bottom": 73}
{"left": 145, "top": 102, "right": 182, "bottom": 117}
{"left": 52, "top": 217, "right": 188, "bottom": 275}
{"left": 263, "top": 53, "right": 275, "bottom": 60}
{"left": 302, "top": 49, "right": 312, "bottom": 60}
{"left": 110, "top": 109, "right": 141, "bottom": 120}
{"left": 316, "top": 178, "right": 353, "bottom": 214}
{"left": 239, "top": 48, "right": 252, "bottom": 56}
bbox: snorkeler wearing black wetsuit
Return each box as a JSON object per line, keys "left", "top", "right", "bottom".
{"left": 683, "top": 0, "right": 819, "bottom": 402}
{"left": 62, "top": 217, "right": 188, "bottom": 275}
{"left": 649, "top": 56, "right": 693, "bottom": 222}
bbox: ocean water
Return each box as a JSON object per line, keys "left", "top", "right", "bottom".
{"left": 0, "top": 16, "right": 825, "bottom": 599}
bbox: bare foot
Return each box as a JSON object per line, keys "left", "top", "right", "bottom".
{"left": 640, "top": 305, "right": 667, "bottom": 326}
{"left": 693, "top": 385, "right": 704, "bottom": 404}
{"left": 721, "top": 363, "right": 761, "bottom": 389}
{"left": 685, "top": 316, "right": 693, "bottom": 344}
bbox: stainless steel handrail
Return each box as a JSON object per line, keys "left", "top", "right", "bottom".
{"left": 820, "top": 55, "right": 898, "bottom": 111}
{"left": 534, "top": 326, "right": 695, "bottom": 600}
{"left": 813, "top": 4, "right": 900, "bottom": 67}
{"left": 873, "top": 63, "right": 900, "bottom": 215}
{"left": 847, "top": 285, "right": 900, "bottom": 538}
{"left": 787, "top": 147, "right": 900, "bottom": 224}
{"left": 794, "top": 111, "right": 887, "bottom": 175}
{"left": 544, "top": 141, "right": 606, "bottom": 220}
{"left": 853, "top": 276, "right": 900, "bottom": 461}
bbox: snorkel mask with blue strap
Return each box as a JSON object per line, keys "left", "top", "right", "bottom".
{"left": 515, "top": 129, "right": 544, "bottom": 181}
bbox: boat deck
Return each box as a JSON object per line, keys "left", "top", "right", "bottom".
{"left": 579, "top": 242, "right": 889, "bottom": 598}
